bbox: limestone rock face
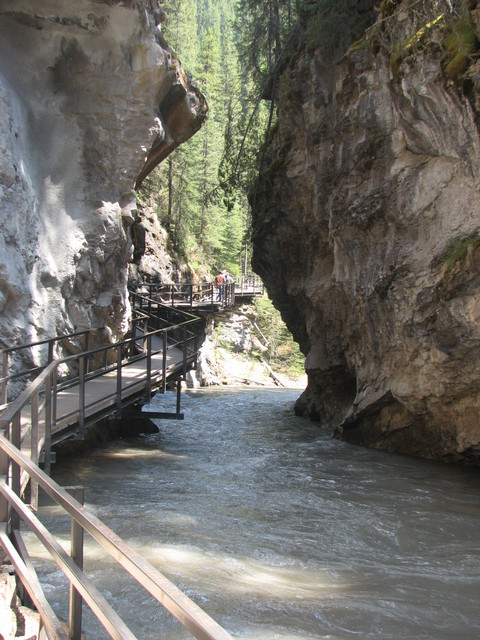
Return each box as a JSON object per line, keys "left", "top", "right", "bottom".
{"left": 252, "top": 17, "right": 480, "bottom": 464}
{"left": 0, "top": 0, "right": 206, "bottom": 364}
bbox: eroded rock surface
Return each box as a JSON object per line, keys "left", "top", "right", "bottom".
{"left": 0, "top": 0, "right": 206, "bottom": 370}
{"left": 252, "top": 7, "right": 480, "bottom": 463}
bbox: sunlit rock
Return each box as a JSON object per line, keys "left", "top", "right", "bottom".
{"left": 252, "top": 9, "right": 480, "bottom": 464}
{"left": 0, "top": 0, "right": 206, "bottom": 363}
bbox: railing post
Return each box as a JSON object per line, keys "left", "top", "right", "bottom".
{"left": 0, "top": 423, "right": 9, "bottom": 531}
{"left": 142, "top": 319, "right": 148, "bottom": 353}
{"left": 182, "top": 326, "right": 187, "bottom": 378}
{"left": 162, "top": 333, "right": 167, "bottom": 394}
{"left": 67, "top": 485, "right": 85, "bottom": 640}
{"left": 116, "top": 347, "right": 122, "bottom": 416}
{"left": 189, "top": 285, "right": 193, "bottom": 310}
{"left": 44, "top": 374, "right": 53, "bottom": 476}
{"left": 146, "top": 334, "right": 152, "bottom": 402}
{"left": 52, "top": 367, "right": 58, "bottom": 433}
{"left": 0, "top": 435, "right": 7, "bottom": 524}
{"left": 1, "top": 350, "right": 8, "bottom": 405}
{"left": 78, "top": 356, "right": 86, "bottom": 441}
{"left": 130, "top": 317, "right": 137, "bottom": 358}
{"left": 11, "top": 414, "right": 21, "bottom": 530}
{"left": 30, "top": 390, "right": 39, "bottom": 511}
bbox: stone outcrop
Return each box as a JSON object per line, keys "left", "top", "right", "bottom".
{"left": 252, "top": 3, "right": 480, "bottom": 464}
{"left": 0, "top": 0, "right": 206, "bottom": 371}
{"left": 0, "top": 567, "right": 45, "bottom": 640}
{"left": 186, "top": 308, "right": 306, "bottom": 389}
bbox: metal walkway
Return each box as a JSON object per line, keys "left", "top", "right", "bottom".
{"left": 138, "top": 276, "right": 264, "bottom": 311}
{"left": 2, "top": 293, "right": 202, "bottom": 470}
{"left": 0, "top": 290, "right": 234, "bottom": 640}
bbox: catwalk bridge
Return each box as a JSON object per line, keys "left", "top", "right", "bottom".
{"left": 0, "top": 276, "right": 263, "bottom": 640}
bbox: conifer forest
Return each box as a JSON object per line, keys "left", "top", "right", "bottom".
{"left": 137, "top": 0, "right": 361, "bottom": 279}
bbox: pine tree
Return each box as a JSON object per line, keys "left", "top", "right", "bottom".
{"left": 138, "top": 0, "right": 296, "bottom": 279}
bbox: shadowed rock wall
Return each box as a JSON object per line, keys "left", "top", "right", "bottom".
{"left": 0, "top": 0, "right": 206, "bottom": 372}
{"left": 252, "top": 5, "right": 480, "bottom": 464}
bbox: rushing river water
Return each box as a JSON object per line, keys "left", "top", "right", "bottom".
{"left": 29, "top": 388, "right": 480, "bottom": 639}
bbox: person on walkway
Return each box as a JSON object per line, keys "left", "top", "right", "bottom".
{"left": 224, "top": 271, "right": 233, "bottom": 302}
{"left": 215, "top": 270, "right": 224, "bottom": 302}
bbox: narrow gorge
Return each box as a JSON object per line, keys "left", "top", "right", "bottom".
{"left": 1, "top": 1, "right": 479, "bottom": 466}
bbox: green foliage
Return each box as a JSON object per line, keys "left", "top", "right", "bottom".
{"left": 254, "top": 295, "right": 305, "bottom": 376}
{"left": 443, "top": 233, "right": 480, "bottom": 265}
{"left": 234, "top": 0, "right": 296, "bottom": 93}
{"left": 443, "top": 16, "right": 479, "bottom": 84}
{"left": 296, "top": 0, "right": 374, "bottom": 57}
{"left": 436, "top": 232, "right": 480, "bottom": 298}
{"left": 136, "top": 0, "right": 255, "bottom": 279}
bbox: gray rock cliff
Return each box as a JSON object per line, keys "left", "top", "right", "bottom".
{"left": 0, "top": 0, "right": 206, "bottom": 368}
{"left": 252, "top": 3, "right": 480, "bottom": 464}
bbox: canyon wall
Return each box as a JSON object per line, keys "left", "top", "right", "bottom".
{"left": 252, "top": 4, "right": 480, "bottom": 464}
{"left": 0, "top": 0, "right": 206, "bottom": 369}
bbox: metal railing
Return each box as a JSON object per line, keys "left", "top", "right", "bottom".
{"left": 0, "top": 296, "right": 233, "bottom": 640}
{"left": 234, "top": 274, "right": 264, "bottom": 297}
{"left": 137, "top": 282, "right": 236, "bottom": 310}
{"left": 136, "top": 275, "right": 264, "bottom": 311}
{"left": 0, "top": 433, "right": 233, "bottom": 640}
{"left": 1, "top": 327, "right": 101, "bottom": 406}
{"left": 1, "top": 303, "right": 202, "bottom": 473}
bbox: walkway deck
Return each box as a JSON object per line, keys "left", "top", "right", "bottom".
{"left": 0, "top": 294, "right": 235, "bottom": 640}
{"left": 19, "top": 342, "right": 189, "bottom": 464}
{"left": 2, "top": 277, "right": 264, "bottom": 464}
{"left": 1, "top": 296, "right": 201, "bottom": 473}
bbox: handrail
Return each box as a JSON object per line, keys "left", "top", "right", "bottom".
{"left": 1, "top": 302, "right": 200, "bottom": 409}
{"left": 134, "top": 278, "right": 264, "bottom": 310}
{"left": 137, "top": 282, "right": 236, "bottom": 310}
{"left": 0, "top": 298, "right": 232, "bottom": 640}
{"left": 0, "top": 327, "right": 104, "bottom": 405}
{"left": 0, "top": 328, "right": 95, "bottom": 356}
{"left": 0, "top": 530, "right": 69, "bottom": 640}
{"left": 0, "top": 434, "right": 233, "bottom": 640}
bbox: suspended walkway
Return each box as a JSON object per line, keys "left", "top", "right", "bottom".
{"left": 139, "top": 275, "right": 264, "bottom": 311}
{"left": 0, "top": 288, "right": 236, "bottom": 640}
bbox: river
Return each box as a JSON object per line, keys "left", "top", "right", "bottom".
{"left": 30, "top": 387, "right": 480, "bottom": 639}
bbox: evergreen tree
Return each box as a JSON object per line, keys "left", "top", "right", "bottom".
{"left": 139, "top": 0, "right": 334, "bottom": 279}
{"left": 137, "top": 0, "right": 252, "bottom": 278}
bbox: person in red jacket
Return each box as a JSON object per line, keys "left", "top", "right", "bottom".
{"left": 215, "top": 270, "right": 224, "bottom": 301}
